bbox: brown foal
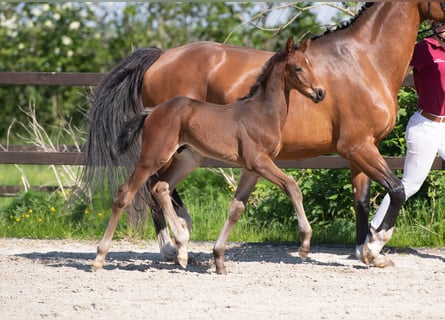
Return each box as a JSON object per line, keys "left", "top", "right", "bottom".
{"left": 91, "top": 37, "right": 325, "bottom": 274}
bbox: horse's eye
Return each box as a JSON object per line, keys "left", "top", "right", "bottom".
{"left": 295, "top": 66, "right": 302, "bottom": 72}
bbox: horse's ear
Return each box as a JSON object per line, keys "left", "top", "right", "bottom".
{"left": 286, "top": 36, "right": 295, "bottom": 54}
{"left": 300, "top": 38, "right": 311, "bottom": 53}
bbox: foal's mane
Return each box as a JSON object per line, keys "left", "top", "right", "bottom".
{"left": 239, "top": 48, "right": 288, "bottom": 101}
{"left": 312, "top": 2, "right": 374, "bottom": 40}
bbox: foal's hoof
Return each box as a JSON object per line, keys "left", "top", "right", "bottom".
{"left": 215, "top": 266, "right": 228, "bottom": 275}
{"left": 370, "top": 254, "right": 395, "bottom": 268}
{"left": 176, "top": 246, "right": 189, "bottom": 269}
{"left": 177, "top": 255, "right": 188, "bottom": 269}
{"left": 298, "top": 246, "right": 310, "bottom": 260}
{"left": 91, "top": 259, "right": 104, "bottom": 272}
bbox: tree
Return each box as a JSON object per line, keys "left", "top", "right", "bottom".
{"left": 0, "top": 2, "right": 330, "bottom": 139}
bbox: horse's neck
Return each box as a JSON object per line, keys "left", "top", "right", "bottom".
{"left": 320, "top": 3, "right": 420, "bottom": 92}
{"left": 253, "top": 61, "right": 288, "bottom": 128}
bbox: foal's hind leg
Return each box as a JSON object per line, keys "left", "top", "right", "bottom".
{"left": 213, "top": 170, "right": 259, "bottom": 275}
{"left": 150, "top": 148, "right": 203, "bottom": 262}
{"left": 92, "top": 166, "right": 153, "bottom": 271}
{"left": 152, "top": 181, "right": 190, "bottom": 269}
{"left": 252, "top": 156, "right": 312, "bottom": 258}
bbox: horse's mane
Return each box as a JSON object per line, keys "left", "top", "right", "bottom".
{"left": 311, "top": 2, "right": 374, "bottom": 40}
{"left": 240, "top": 3, "right": 374, "bottom": 101}
{"left": 239, "top": 48, "right": 288, "bottom": 101}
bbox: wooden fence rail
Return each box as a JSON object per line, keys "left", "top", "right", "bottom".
{"left": 1, "top": 71, "right": 437, "bottom": 197}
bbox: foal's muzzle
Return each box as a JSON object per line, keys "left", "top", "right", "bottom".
{"left": 312, "top": 88, "right": 326, "bottom": 103}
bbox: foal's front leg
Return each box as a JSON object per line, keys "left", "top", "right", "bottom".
{"left": 213, "top": 170, "right": 259, "bottom": 274}
{"left": 253, "top": 156, "right": 312, "bottom": 258}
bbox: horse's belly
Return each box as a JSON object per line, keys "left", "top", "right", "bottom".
{"left": 278, "top": 138, "right": 334, "bottom": 160}
{"left": 278, "top": 112, "right": 335, "bottom": 160}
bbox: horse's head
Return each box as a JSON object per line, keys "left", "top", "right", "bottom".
{"left": 419, "top": 2, "right": 445, "bottom": 22}
{"left": 284, "top": 37, "right": 325, "bottom": 103}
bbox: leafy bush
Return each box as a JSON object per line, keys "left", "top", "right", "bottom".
{"left": 0, "top": 189, "right": 109, "bottom": 239}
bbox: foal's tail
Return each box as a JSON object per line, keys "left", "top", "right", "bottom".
{"left": 117, "top": 111, "right": 149, "bottom": 154}
{"left": 81, "top": 47, "right": 163, "bottom": 201}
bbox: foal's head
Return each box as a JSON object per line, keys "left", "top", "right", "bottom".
{"left": 284, "top": 37, "right": 325, "bottom": 103}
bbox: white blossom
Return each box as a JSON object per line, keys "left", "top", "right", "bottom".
{"left": 44, "top": 20, "right": 53, "bottom": 28}
{"left": 31, "top": 7, "right": 42, "bottom": 17}
{"left": 67, "top": 50, "right": 74, "bottom": 57}
{"left": 53, "top": 13, "right": 61, "bottom": 21}
{"left": 62, "top": 3, "right": 72, "bottom": 10}
{"left": 69, "top": 21, "right": 81, "bottom": 30}
{"left": 0, "top": 16, "right": 17, "bottom": 29}
{"left": 42, "top": 4, "right": 50, "bottom": 11}
{"left": 62, "top": 36, "right": 73, "bottom": 46}
{"left": 18, "top": 43, "right": 25, "bottom": 50}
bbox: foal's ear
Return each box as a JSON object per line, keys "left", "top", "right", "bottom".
{"left": 285, "top": 36, "right": 295, "bottom": 54}
{"left": 300, "top": 38, "right": 311, "bottom": 53}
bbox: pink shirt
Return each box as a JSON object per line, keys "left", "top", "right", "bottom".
{"left": 411, "top": 38, "right": 445, "bottom": 116}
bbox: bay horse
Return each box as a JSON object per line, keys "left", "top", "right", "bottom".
{"left": 84, "top": 2, "right": 445, "bottom": 269}
{"left": 91, "top": 37, "right": 325, "bottom": 273}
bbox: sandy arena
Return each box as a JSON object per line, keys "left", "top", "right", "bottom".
{"left": 0, "top": 238, "right": 443, "bottom": 319}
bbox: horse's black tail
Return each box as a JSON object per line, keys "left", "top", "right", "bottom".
{"left": 117, "top": 111, "right": 149, "bottom": 154}
{"left": 80, "top": 47, "right": 163, "bottom": 202}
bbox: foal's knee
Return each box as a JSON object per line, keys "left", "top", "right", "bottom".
{"left": 228, "top": 199, "right": 245, "bottom": 222}
{"left": 112, "top": 184, "right": 131, "bottom": 211}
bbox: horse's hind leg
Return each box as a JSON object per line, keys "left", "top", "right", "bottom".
{"left": 252, "top": 156, "right": 312, "bottom": 258}
{"left": 92, "top": 166, "right": 153, "bottom": 271}
{"left": 213, "top": 170, "right": 259, "bottom": 275}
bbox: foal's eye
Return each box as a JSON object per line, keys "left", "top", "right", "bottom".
{"left": 295, "top": 66, "right": 302, "bottom": 72}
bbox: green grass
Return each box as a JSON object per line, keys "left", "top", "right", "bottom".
{"left": 388, "top": 203, "right": 445, "bottom": 248}
{"left": 1, "top": 188, "right": 444, "bottom": 249}
{"left": 0, "top": 165, "right": 443, "bottom": 248}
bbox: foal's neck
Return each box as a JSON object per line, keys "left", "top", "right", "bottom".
{"left": 252, "top": 60, "right": 289, "bottom": 128}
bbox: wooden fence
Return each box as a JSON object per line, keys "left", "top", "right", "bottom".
{"left": 1, "top": 72, "right": 443, "bottom": 196}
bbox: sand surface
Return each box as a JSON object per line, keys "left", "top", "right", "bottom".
{"left": 0, "top": 238, "right": 444, "bottom": 319}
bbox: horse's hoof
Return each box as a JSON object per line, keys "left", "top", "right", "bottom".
{"left": 370, "top": 254, "right": 395, "bottom": 268}
{"left": 160, "top": 243, "right": 179, "bottom": 262}
{"left": 362, "top": 243, "right": 375, "bottom": 265}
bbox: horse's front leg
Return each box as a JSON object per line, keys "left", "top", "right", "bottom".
{"left": 347, "top": 146, "right": 404, "bottom": 267}
{"left": 349, "top": 165, "right": 371, "bottom": 259}
{"left": 213, "top": 170, "right": 259, "bottom": 275}
{"left": 361, "top": 171, "right": 403, "bottom": 267}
